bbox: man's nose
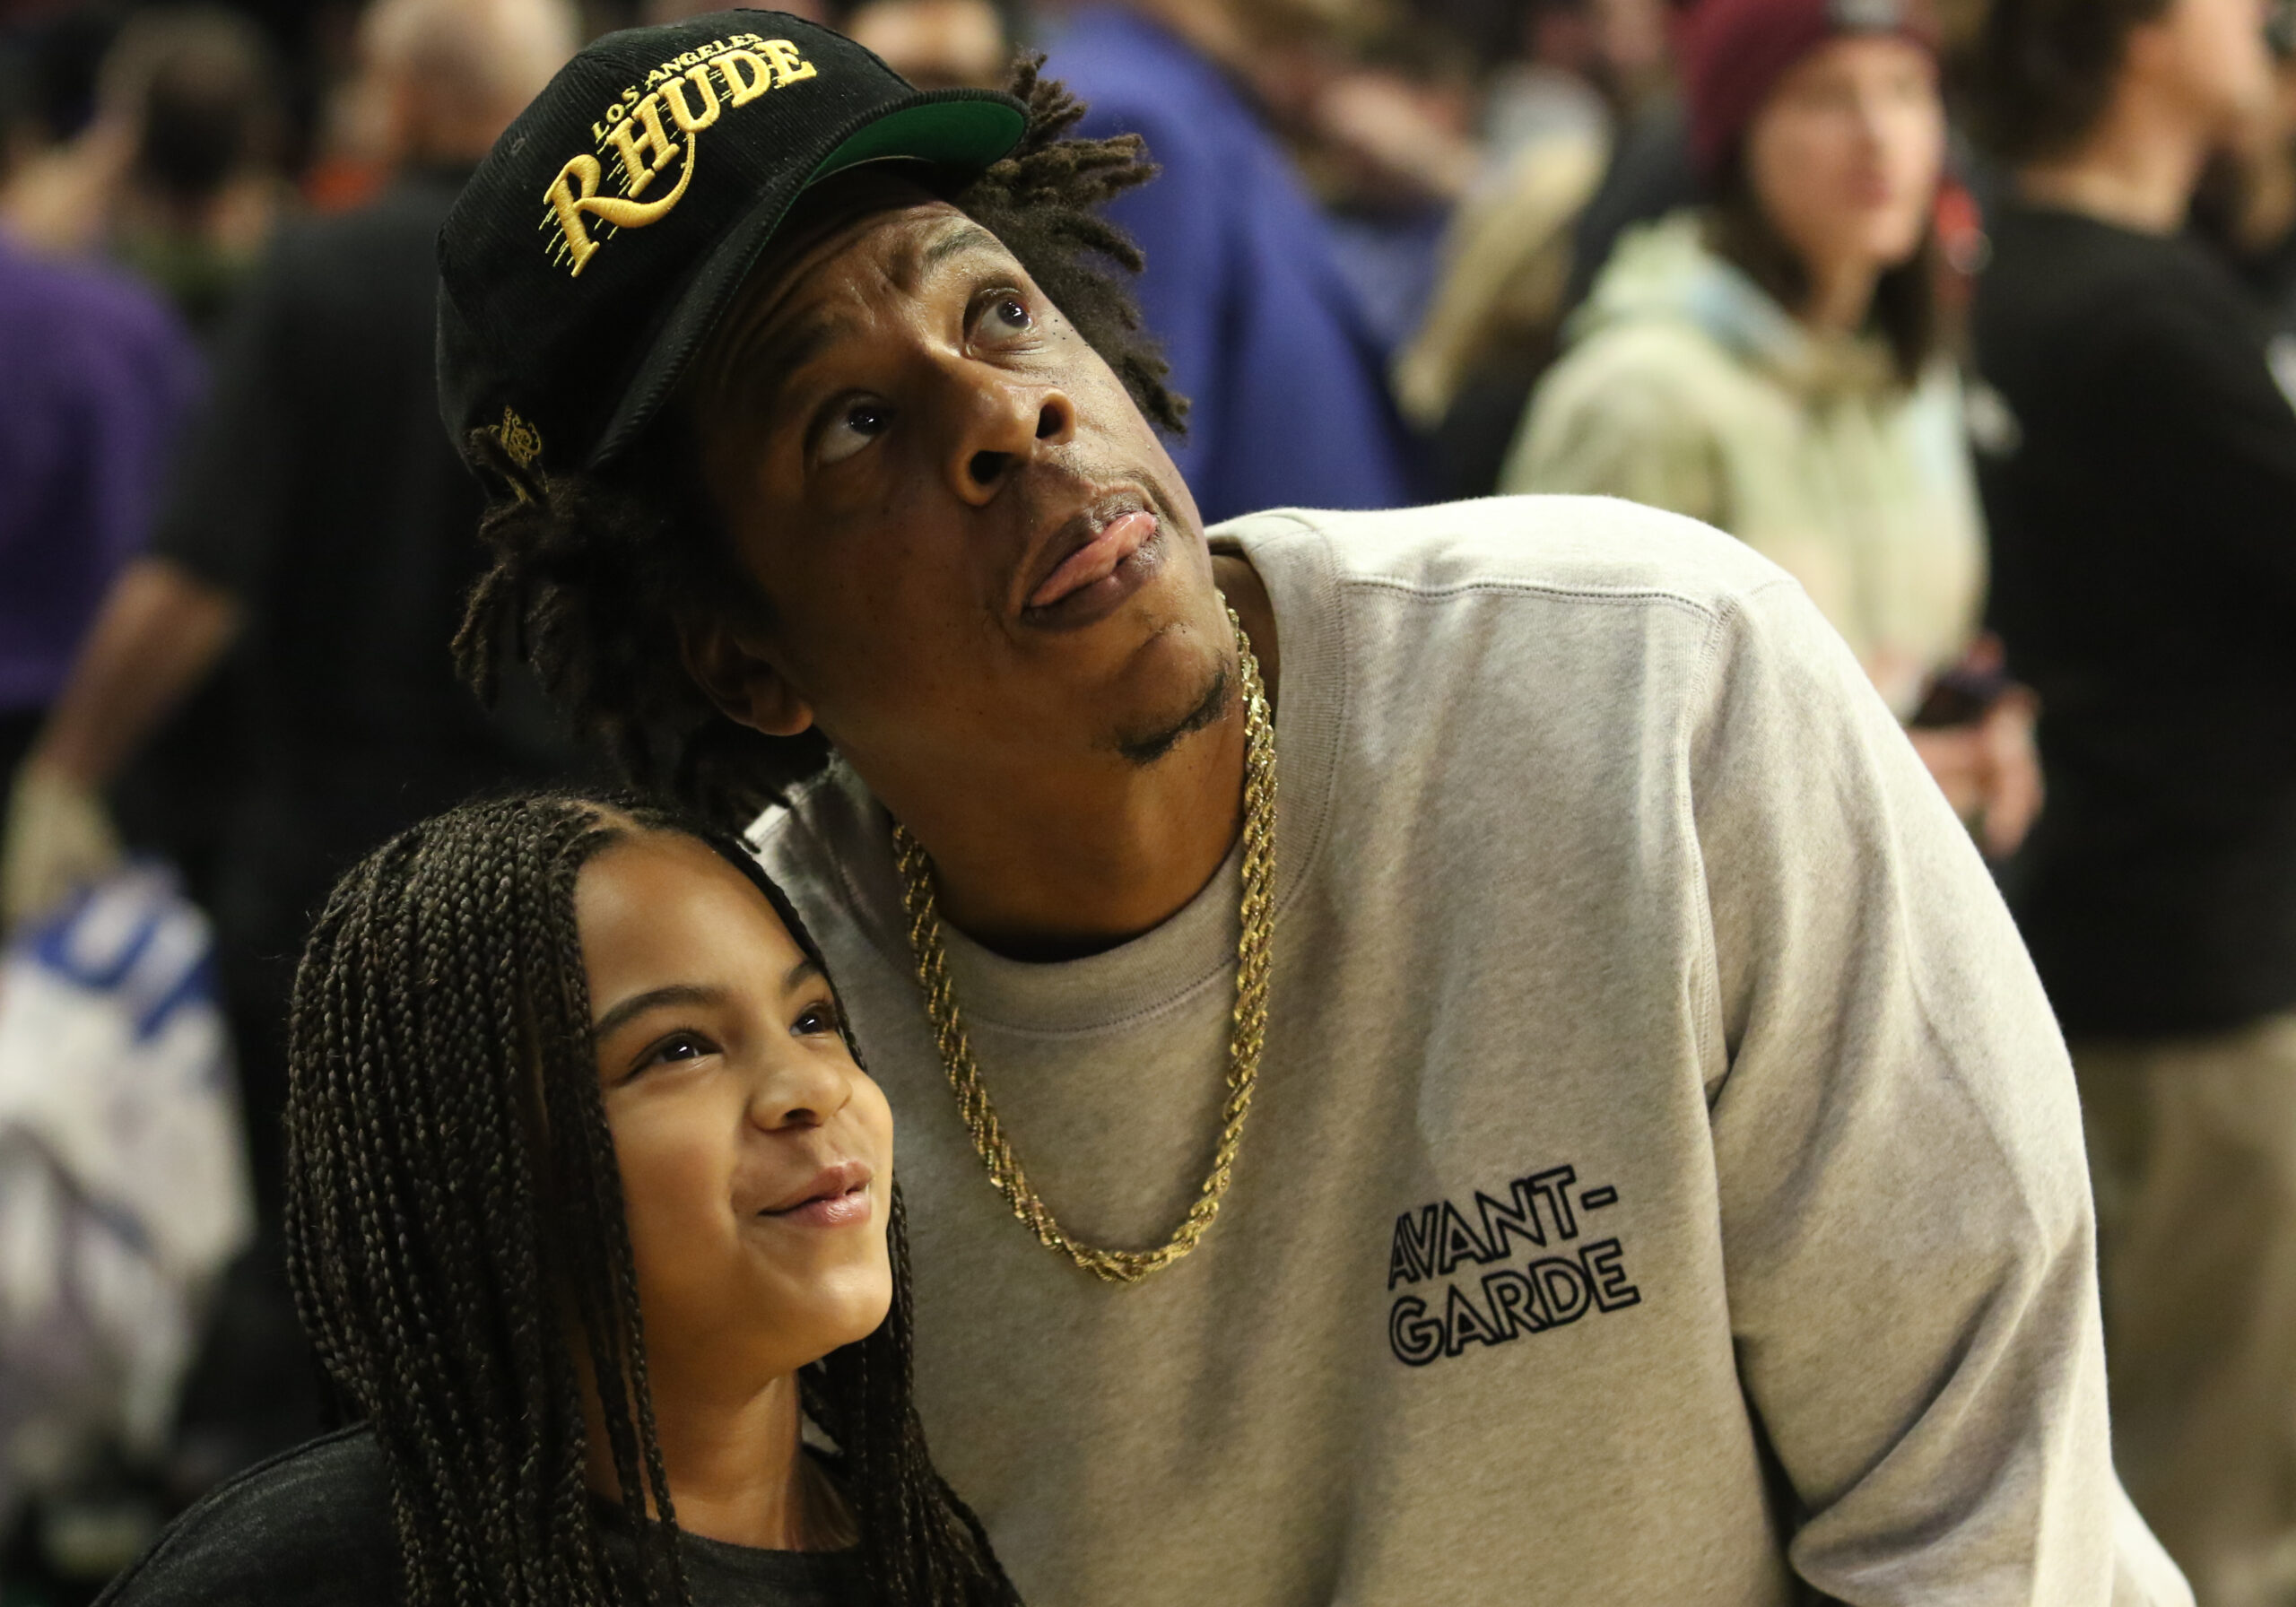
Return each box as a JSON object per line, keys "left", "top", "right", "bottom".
{"left": 948, "top": 370, "right": 1076, "bottom": 504}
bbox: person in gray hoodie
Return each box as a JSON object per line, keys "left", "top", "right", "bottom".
{"left": 426, "top": 12, "right": 2182, "bottom": 1599}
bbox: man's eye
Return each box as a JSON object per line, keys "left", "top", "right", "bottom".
{"left": 819, "top": 398, "right": 890, "bottom": 465}
{"left": 975, "top": 291, "right": 1034, "bottom": 343}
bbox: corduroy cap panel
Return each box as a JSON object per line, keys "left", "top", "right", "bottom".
{"left": 435, "top": 10, "right": 1025, "bottom": 476}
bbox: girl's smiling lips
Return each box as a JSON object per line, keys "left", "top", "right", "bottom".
{"left": 758, "top": 1159, "right": 874, "bottom": 1227}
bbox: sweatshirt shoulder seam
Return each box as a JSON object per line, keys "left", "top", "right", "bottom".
{"left": 1685, "top": 592, "right": 1740, "bottom": 1092}
{"left": 1336, "top": 569, "right": 1796, "bottom": 623}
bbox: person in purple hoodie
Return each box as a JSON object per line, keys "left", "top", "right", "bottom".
{"left": 1045, "top": 0, "right": 1424, "bottom": 520}
{"left": 0, "top": 230, "right": 201, "bottom": 871}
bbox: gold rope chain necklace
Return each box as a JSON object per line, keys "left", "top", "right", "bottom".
{"left": 891, "top": 606, "right": 1277, "bottom": 1284}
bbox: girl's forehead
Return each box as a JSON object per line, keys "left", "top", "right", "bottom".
{"left": 578, "top": 832, "right": 797, "bottom": 957}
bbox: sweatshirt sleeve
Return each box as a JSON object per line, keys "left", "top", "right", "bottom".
{"left": 1687, "top": 575, "right": 2188, "bottom": 1604}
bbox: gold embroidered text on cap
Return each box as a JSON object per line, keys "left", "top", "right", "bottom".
{"left": 492, "top": 406, "right": 544, "bottom": 469}
{"left": 540, "top": 34, "right": 819, "bottom": 277}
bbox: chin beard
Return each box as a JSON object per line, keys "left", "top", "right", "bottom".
{"left": 1111, "top": 661, "right": 1231, "bottom": 768}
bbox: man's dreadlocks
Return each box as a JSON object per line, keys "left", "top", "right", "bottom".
{"left": 453, "top": 62, "right": 1187, "bottom": 827}
{"left": 284, "top": 792, "right": 1021, "bottom": 1607}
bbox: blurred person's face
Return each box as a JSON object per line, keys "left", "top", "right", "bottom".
{"left": 581, "top": 832, "right": 895, "bottom": 1394}
{"left": 1592, "top": 0, "right": 1671, "bottom": 100}
{"left": 2132, "top": 0, "right": 2276, "bottom": 136}
{"left": 681, "top": 172, "right": 1235, "bottom": 819}
{"left": 352, "top": 0, "right": 579, "bottom": 170}
{"left": 1744, "top": 35, "right": 1944, "bottom": 283}
{"left": 2213, "top": 36, "right": 2296, "bottom": 161}
{"left": 845, "top": 0, "right": 1010, "bottom": 91}
{"left": 2275, "top": 43, "right": 2296, "bottom": 145}
{"left": 648, "top": 0, "right": 831, "bottom": 20}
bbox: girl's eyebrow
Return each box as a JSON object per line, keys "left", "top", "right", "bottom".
{"left": 593, "top": 982, "right": 725, "bottom": 1038}
{"left": 593, "top": 960, "right": 823, "bottom": 1036}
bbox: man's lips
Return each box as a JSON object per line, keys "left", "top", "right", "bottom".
{"left": 757, "top": 1160, "right": 874, "bottom": 1228}
{"left": 1026, "top": 508, "right": 1159, "bottom": 612}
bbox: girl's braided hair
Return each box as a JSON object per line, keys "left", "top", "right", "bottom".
{"left": 283, "top": 791, "right": 1022, "bottom": 1607}
{"left": 453, "top": 62, "right": 1187, "bottom": 828}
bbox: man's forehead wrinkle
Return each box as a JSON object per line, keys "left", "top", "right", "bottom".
{"left": 726, "top": 204, "right": 949, "bottom": 358}
{"left": 891, "top": 218, "right": 1007, "bottom": 294}
{"left": 696, "top": 204, "right": 998, "bottom": 430}
{"left": 710, "top": 204, "right": 900, "bottom": 385}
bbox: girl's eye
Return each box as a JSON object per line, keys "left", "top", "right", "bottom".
{"left": 633, "top": 1030, "right": 716, "bottom": 1076}
{"left": 792, "top": 999, "right": 842, "bottom": 1038}
{"left": 818, "top": 398, "right": 890, "bottom": 465}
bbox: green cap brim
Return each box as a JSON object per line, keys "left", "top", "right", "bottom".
{"left": 808, "top": 98, "right": 1027, "bottom": 184}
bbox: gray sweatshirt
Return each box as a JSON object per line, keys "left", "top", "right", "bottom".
{"left": 749, "top": 497, "right": 2188, "bottom": 1605}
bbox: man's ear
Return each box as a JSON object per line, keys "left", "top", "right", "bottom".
{"left": 677, "top": 614, "right": 816, "bottom": 738}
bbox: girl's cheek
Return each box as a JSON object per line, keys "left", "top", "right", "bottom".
{"left": 613, "top": 1109, "right": 727, "bottom": 1240}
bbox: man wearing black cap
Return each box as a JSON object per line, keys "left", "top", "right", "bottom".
{"left": 430, "top": 13, "right": 2186, "bottom": 1600}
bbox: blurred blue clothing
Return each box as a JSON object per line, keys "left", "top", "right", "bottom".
{"left": 0, "top": 233, "right": 203, "bottom": 715}
{"left": 1049, "top": 8, "right": 1422, "bottom": 522}
{"left": 1326, "top": 204, "right": 1451, "bottom": 357}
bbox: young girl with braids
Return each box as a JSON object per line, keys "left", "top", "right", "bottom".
{"left": 98, "top": 794, "right": 1020, "bottom": 1607}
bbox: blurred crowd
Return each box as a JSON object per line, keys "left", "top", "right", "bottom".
{"left": 0, "top": 0, "right": 2292, "bottom": 1599}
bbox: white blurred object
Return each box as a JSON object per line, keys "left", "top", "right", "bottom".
{"left": 0, "top": 865, "right": 253, "bottom": 1524}
{"left": 1, "top": 763, "right": 124, "bottom": 934}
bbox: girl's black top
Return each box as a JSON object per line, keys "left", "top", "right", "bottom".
{"left": 95, "top": 1426, "right": 868, "bottom": 1606}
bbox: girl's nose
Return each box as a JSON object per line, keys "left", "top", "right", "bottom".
{"left": 746, "top": 1046, "right": 857, "bottom": 1132}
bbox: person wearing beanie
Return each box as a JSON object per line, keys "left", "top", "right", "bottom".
{"left": 1502, "top": 0, "right": 2043, "bottom": 859}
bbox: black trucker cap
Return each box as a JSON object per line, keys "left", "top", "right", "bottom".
{"left": 436, "top": 11, "right": 1026, "bottom": 480}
